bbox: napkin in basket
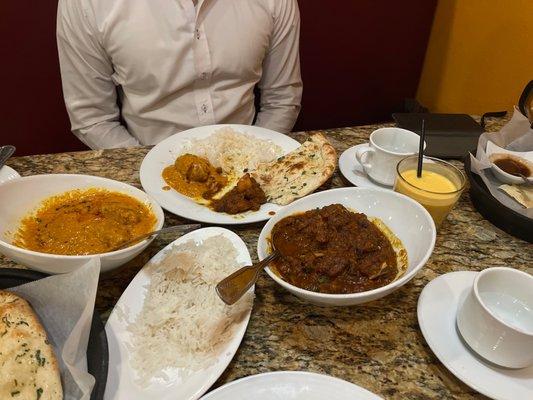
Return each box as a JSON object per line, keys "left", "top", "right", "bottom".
{"left": 470, "top": 107, "right": 533, "bottom": 217}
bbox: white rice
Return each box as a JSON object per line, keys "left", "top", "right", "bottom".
{"left": 183, "top": 127, "right": 283, "bottom": 175}
{"left": 127, "top": 235, "right": 253, "bottom": 386}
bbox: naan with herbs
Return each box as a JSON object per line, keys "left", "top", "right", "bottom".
{"left": 0, "top": 291, "right": 63, "bottom": 400}
{"left": 251, "top": 133, "right": 337, "bottom": 205}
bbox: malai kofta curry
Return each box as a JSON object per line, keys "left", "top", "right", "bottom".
{"left": 270, "top": 204, "right": 407, "bottom": 294}
{"left": 13, "top": 189, "right": 157, "bottom": 255}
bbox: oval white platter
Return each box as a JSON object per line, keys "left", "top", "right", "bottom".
{"left": 201, "top": 371, "right": 383, "bottom": 400}
{"left": 139, "top": 124, "right": 301, "bottom": 224}
{"left": 104, "top": 227, "right": 254, "bottom": 400}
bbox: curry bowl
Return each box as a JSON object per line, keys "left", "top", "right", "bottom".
{"left": 0, "top": 174, "right": 164, "bottom": 274}
{"left": 257, "top": 187, "right": 436, "bottom": 306}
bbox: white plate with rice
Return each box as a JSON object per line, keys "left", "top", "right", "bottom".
{"left": 139, "top": 124, "right": 301, "bottom": 224}
{"left": 104, "top": 227, "right": 254, "bottom": 400}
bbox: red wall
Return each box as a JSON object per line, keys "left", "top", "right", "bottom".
{"left": 0, "top": 2, "right": 87, "bottom": 156}
{"left": 0, "top": 1, "right": 436, "bottom": 156}
{"left": 294, "top": 0, "right": 437, "bottom": 131}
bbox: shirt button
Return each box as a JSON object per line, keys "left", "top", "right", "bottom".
{"left": 201, "top": 104, "right": 208, "bottom": 113}
{"left": 195, "top": 29, "right": 201, "bottom": 40}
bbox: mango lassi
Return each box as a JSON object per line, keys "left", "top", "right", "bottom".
{"left": 400, "top": 170, "right": 457, "bottom": 193}
{"left": 394, "top": 157, "right": 465, "bottom": 227}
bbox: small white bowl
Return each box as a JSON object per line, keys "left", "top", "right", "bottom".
{"left": 0, "top": 174, "right": 164, "bottom": 274}
{"left": 257, "top": 187, "right": 436, "bottom": 306}
{"left": 489, "top": 154, "right": 533, "bottom": 185}
{"left": 457, "top": 267, "right": 533, "bottom": 368}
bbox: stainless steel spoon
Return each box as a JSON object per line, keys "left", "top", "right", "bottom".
{"left": 109, "top": 223, "right": 201, "bottom": 251}
{"left": 517, "top": 173, "right": 533, "bottom": 186}
{"left": 216, "top": 250, "right": 279, "bottom": 305}
{"left": 0, "top": 145, "right": 16, "bottom": 170}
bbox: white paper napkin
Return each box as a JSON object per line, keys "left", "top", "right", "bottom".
{"left": 9, "top": 258, "right": 101, "bottom": 400}
{"left": 470, "top": 107, "right": 533, "bottom": 217}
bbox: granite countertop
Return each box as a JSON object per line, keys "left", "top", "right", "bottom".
{"left": 2, "top": 118, "right": 532, "bottom": 399}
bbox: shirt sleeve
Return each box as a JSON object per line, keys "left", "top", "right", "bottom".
{"left": 56, "top": 0, "right": 140, "bottom": 149}
{"left": 255, "top": 0, "right": 303, "bottom": 133}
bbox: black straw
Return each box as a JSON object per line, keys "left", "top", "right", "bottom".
{"left": 417, "top": 119, "right": 425, "bottom": 178}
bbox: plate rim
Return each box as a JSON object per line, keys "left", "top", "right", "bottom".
{"left": 0, "top": 268, "right": 108, "bottom": 400}
{"left": 417, "top": 271, "right": 533, "bottom": 400}
{"left": 201, "top": 370, "right": 383, "bottom": 399}
{"left": 104, "top": 226, "right": 254, "bottom": 399}
{"left": 139, "top": 124, "right": 301, "bottom": 225}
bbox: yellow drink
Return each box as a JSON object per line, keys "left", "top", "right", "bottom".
{"left": 394, "top": 157, "right": 465, "bottom": 227}
{"left": 400, "top": 170, "right": 457, "bottom": 193}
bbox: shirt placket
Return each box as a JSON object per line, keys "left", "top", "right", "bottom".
{"left": 191, "top": 5, "right": 215, "bottom": 124}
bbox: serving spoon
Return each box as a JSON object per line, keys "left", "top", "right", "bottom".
{"left": 0, "top": 145, "right": 16, "bottom": 170}
{"left": 517, "top": 173, "right": 533, "bottom": 186}
{"left": 109, "top": 223, "right": 201, "bottom": 251}
{"left": 216, "top": 250, "right": 279, "bottom": 305}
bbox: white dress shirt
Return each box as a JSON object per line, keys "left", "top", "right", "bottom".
{"left": 57, "top": 0, "right": 302, "bottom": 149}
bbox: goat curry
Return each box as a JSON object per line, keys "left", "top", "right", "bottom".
{"left": 270, "top": 204, "right": 406, "bottom": 294}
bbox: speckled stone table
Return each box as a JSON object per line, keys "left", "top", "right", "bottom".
{"left": 2, "top": 118, "right": 532, "bottom": 399}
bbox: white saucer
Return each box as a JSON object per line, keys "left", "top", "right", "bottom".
{"left": 338, "top": 144, "right": 392, "bottom": 190}
{"left": 418, "top": 271, "right": 533, "bottom": 400}
{"left": 0, "top": 165, "right": 20, "bottom": 184}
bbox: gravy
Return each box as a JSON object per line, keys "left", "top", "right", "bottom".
{"left": 13, "top": 189, "right": 157, "bottom": 255}
{"left": 494, "top": 157, "right": 531, "bottom": 177}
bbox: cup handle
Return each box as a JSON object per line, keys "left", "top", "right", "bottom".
{"left": 356, "top": 146, "right": 375, "bottom": 172}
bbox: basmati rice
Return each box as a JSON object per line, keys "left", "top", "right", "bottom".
{"left": 127, "top": 235, "right": 253, "bottom": 386}
{"left": 183, "top": 127, "right": 283, "bottom": 175}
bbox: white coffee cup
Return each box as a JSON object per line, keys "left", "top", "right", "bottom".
{"left": 456, "top": 267, "right": 533, "bottom": 368}
{"left": 355, "top": 127, "right": 424, "bottom": 186}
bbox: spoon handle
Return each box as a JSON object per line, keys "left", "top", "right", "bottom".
{"left": 216, "top": 251, "right": 279, "bottom": 305}
{"left": 111, "top": 223, "right": 201, "bottom": 251}
{"left": 0, "top": 145, "right": 16, "bottom": 169}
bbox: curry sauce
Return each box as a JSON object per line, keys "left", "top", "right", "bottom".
{"left": 270, "top": 204, "right": 404, "bottom": 294}
{"left": 13, "top": 189, "right": 157, "bottom": 255}
{"left": 162, "top": 154, "right": 227, "bottom": 201}
{"left": 162, "top": 154, "right": 267, "bottom": 214}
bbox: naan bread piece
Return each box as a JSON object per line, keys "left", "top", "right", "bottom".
{"left": 499, "top": 184, "right": 533, "bottom": 208}
{"left": 0, "top": 291, "right": 63, "bottom": 400}
{"left": 251, "top": 133, "right": 337, "bottom": 205}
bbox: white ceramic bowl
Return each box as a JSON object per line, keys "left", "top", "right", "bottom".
{"left": 490, "top": 163, "right": 533, "bottom": 185}
{"left": 457, "top": 267, "right": 533, "bottom": 369}
{"left": 0, "top": 174, "right": 164, "bottom": 274}
{"left": 489, "top": 154, "right": 533, "bottom": 185}
{"left": 257, "top": 187, "right": 436, "bottom": 306}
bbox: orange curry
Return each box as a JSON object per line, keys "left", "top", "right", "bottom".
{"left": 13, "top": 189, "right": 157, "bottom": 255}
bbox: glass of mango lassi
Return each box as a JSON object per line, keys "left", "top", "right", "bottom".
{"left": 394, "top": 156, "right": 466, "bottom": 227}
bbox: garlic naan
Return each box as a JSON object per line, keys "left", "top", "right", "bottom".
{"left": 252, "top": 133, "right": 336, "bottom": 205}
{"left": 0, "top": 291, "right": 63, "bottom": 400}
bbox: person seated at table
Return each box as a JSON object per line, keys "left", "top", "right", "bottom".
{"left": 57, "top": 0, "right": 303, "bottom": 149}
